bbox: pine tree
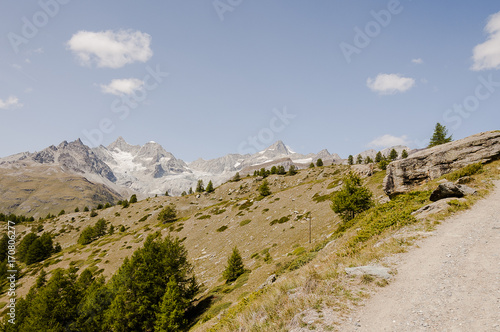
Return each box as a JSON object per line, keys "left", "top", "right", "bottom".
{"left": 181, "top": 191, "right": 187, "bottom": 196}
{"left": 309, "top": 162, "right": 315, "bottom": 168}
{"left": 356, "top": 154, "right": 363, "bottom": 164}
{"left": 331, "top": 172, "right": 373, "bottom": 222}
{"left": 195, "top": 180, "right": 204, "bottom": 193}
{"left": 270, "top": 166, "right": 278, "bottom": 174}
{"left": 389, "top": 149, "right": 398, "bottom": 161}
{"left": 364, "top": 156, "right": 373, "bottom": 164}
{"left": 154, "top": 276, "right": 187, "bottom": 332}
{"left": 205, "top": 180, "right": 214, "bottom": 193}
{"left": 158, "top": 204, "right": 177, "bottom": 223}
{"left": 287, "top": 165, "right": 297, "bottom": 176}
{"left": 109, "top": 224, "right": 115, "bottom": 235}
{"left": 232, "top": 172, "right": 241, "bottom": 182}
{"left": 348, "top": 155, "right": 354, "bottom": 165}
{"left": 83, "top": 206, "right": 89, "bottom": 212}
{"left": 74, "top": 207, "right": 80, "bottom": 213}
{"left": 316, "top": 158, "right": 323, "bottom": 167}
{"left": 188, "top": 187, "right": 193, "bottom": 195}
{"left": 375, "top": 151, "right": 383, "bottom": 163}
{"left": 165, "top": 190, "right": 169, "bottom": 197}
{"left": 129, "top": 194, "right": 138, "bottom": 204}
{"left": 222, "top": 247, "right": 245, "bottom": 283}
{"left": 401, "top": 149, "right": 408, "bottom": 158}
{"left": 258, "top": 180, "right": 271, "bottom": 197}
{"left": 429, "top": 122, "right": 452, "bottom": 147}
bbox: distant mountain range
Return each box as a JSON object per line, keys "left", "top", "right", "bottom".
{"left": 0, "top": 137, "right": 409, "bottom": 216}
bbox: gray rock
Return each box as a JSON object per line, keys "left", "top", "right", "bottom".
{"left": 257, "top": 274, "right": 277, "bottom": 290}
{"left": 430, "top": 182, "right": 476, "bottom": 201}
{"left": 384, "top": 131, "right": 500, "bottom": 196}
{"left": 345, "top": 266, "right": 391, "bottom": 279}
{"left": 412, "top": 198, "right": 467, "bottom": 219}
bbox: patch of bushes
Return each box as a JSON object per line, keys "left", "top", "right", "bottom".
{"left": 269, "top": 216, "right": 290, "bottom": 226}
{"left": 216, "top": 226, "right": 228, "bottom": 232}
{"left": 312, "top": 192, "right": 334, "bottom": 203}
{"left": 138, "top": 214, "right": 151, "bottom": 222}
{"left": 211, "top": 207, "right": 226, "bottom": 215}
{"left": 197, "top": 215, "right": 211, "bottom": 220}
{"left": 446, "top": 162, "right": 483, "bottom": 181}
{"left": 239, "top": 219, "right": 251, "bottom": 226}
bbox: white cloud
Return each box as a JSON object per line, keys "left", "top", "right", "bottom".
{"left": 472, "top": 11, "right": 500, "bottom": 71}
{"left": 11, "top": 64, "right": 22, "bottom": 70}
{"left": 67, "top": 29, "right": 153, "bottom": 68}
{"left": 367, "top": 73, "right": 415, "bottom": 95}
{"left": 0, "top": 96, "right": 22, "bottom": 110}
{"left": 368, "top": 134, "right": 410, "bottom": 148}
{"left": 101, "top": 78, "right": 144, "bottom": 95}
{"left": 412, "top": 58, "right": 423, "bottom": 64}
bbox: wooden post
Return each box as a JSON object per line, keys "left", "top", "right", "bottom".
{"left": 309, "top": 213, "right": 312, "bottom": 244}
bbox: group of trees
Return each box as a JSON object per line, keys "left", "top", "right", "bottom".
{"left": 1, "top": 233, "right": 199, "bottom": 332}
{"left": 309, "top": 158, "right": 324, "bottom": 168}
{"left": 253, "top": 164, "right": 298, "bottom": 178}
{"left": 17, "top": 232, "right": 61, "bottom": 265}
{"left": 78, "top": 218, "right": 111, "bottom": 245}
{"left": 0, "top": 213, "right": 34, "bottom": 223}
{"left": 347, "top": 148, "right": 407, "bottom": 168}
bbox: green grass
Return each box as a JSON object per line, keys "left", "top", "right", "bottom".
{"left": 333, "top": 190, "right": 430, "bottom": 255}
{"left": 197, "top": 215, "right": 211, "bottom": 220}
{"left": 238, "top": 200, "right": 254, "bottom": 210}
{"left": 138, "top": 214, "right": 151, "bottom": 222}
{"left": 445, "top": 162, "right": 484, "bottom": 181}
{"left": 211, "top": 207, "right": 226, "bottom": 215}
{"left": 312, "top": 192, "right": 335, "bottom": 203}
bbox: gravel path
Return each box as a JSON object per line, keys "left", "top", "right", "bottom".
{"left": 341, "top": 180, "right": 500, "bottom": 332}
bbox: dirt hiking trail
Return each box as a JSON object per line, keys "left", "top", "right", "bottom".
{"left": 340, "top": 180, "right": 500, "bottom": 331}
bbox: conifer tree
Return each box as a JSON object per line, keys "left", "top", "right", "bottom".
{"left": 258, "top": 180, "right": 272, "bottom": 197}
{"left": 165, "top": 190, "right": 169, "bottom": 196}
{"left": 356, "top": 154, "right": 363, "bottom": 164}
{"left": 154, "top": 276, "right": 187, "bottom": 332}
{"left": 331, "top": 172, "right": 373, "bottom": 222}
{"left": 389, "top": 148, "right": 398, "bottom": 161}
{"left": 232, "top": 172, "right": 241, "bottom": 182}
{"left": 364, "top": 156, "right": 373, "bottom": 164}
{"left": 287, "top": 165, "right": 297, "bottom": 176}
{"left": 348, "top": 155, "right": 354, "bottom": 165}
{"left": 222, "top": 247, "right": 245, "bottom": 283}
{"left": 401, "top": 149, "right": 408, "bottom": 158}
{"left": 309, "top": 162, "right": 315, "bottom": 168}
{"left": 195, "top": 180, "right": 204, "bottom": 193}
{"left": 74, "top": 207, "right": 80, "bottom": 213}
{"left": 158, "top": 204, "right": 177, "bottom": 223}
{"left": 181, "top": 191, "right": 187, "bottom": 196}
{"left": 188, "top": 187, "right": 193, "bottom": 195}
{"left": 316, "top": 158, "right": 323, "bottom": 167}
{"left": 429, "top": 122, "right": 452, "bottom": 147}
{"left": 205, "top": 180, "right": 214, "bottom": 193}
{"left": 129, "top": 194, "right": 138, "bottom": 204}
{"left": 375, "top": 151, "right": 383, "bottom": 163}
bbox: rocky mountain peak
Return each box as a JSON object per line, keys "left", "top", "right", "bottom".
{"left": 108, "top": 136, "right": 141, "bottom": 154}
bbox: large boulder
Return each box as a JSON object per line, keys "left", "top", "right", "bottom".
{"left": 383, "top": 131, "right": 500, "bottom": 196}
{"left": 429, "top": 182, "right": 476, "bottom": 201}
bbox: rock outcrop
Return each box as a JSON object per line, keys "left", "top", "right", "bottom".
{"left": 384, "top": 131, "right": 500, "bottom": 196}
{"left": 429, "top": 182, "right": 477, "bottom": 201}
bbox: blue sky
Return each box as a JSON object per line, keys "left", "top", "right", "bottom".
{"left": 1, "top": 0, "right": 500, "bottom": 161}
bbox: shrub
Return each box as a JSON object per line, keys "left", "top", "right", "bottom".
{"left": 158, "top": 204, "right": 177, "bottom": 223}
{"left": 446, "top": 162, "right": 483, "bottom": 181}
{"left": 216, "top": 226, "right": 228, "bottom": 232}
{"left": 239, "top": 219, "right": 251, "bottom": 226}
{"left": 331, "top": 172, "right": 373, "bottom": 222}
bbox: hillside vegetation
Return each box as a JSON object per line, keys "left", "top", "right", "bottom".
{"left": 0, "top": 158, "right": 499, "bottom": 331}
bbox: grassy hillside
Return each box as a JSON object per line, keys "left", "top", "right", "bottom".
{"left": 1, "top": 160, "right": 499, "bottom": 330}
{"left": 0, "top": 164, "right": 122, "bottom": 218}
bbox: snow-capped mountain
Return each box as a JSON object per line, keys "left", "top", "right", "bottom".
{"left": 0, "top": 136, "right": 412, "bottom": 201}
